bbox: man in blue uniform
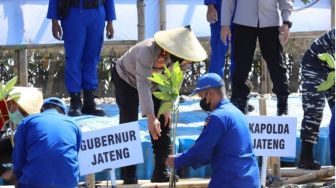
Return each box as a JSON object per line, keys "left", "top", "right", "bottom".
{"left": 330, "top": 107, "right": 335, "bottom": 166}
{"left": 205, "top": 0, "right": 230, "bottom": 77}
{"left": 47, "top": 0, "right": 116, "bottom": 116}
{"left": 166, "top": 73, "right": 260, "bottom": 188}
{"left": 13, "top": 97, "right": 82, "bottom": 188}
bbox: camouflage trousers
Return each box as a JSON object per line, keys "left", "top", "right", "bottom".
{"left": 300, "top": 57, "right": 335, "bottom": 144}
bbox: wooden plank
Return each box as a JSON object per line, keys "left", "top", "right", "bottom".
{"left": 137, "top": 0, "right": 145, "bottom": 42}
{"left": 331, "top": 0, "right": 335, "bottom": 28}
{"left": 259, "top": 55, "right": 281, "bottom": 182}
{"left": 86, "top": 174, "right": 95, "bottom": 188}
{"left": 0, "top": 31, "right": 324, "bottom": 49}
{"left": 13, "top": 50, "right": 19, "bottom": 77}
{"left": 159, "top": 0, "right": 166, "bottom": 31}
{"left": 13, "top": 49, "right": 28, "bottom": 86}
{"left": 45, "top": 53, "right": 57, "bottom": 97}
{"left": 259, "top": 98, "right": 267, "bottom": 115}
{"left": 267, "top": 166, "right": 335, "bottom": 177}
{"left": 93, "top": 179, "right": 210, "bottom": 188}
{"left": 19, "top": 49, "right": 28, "bottom": 86}
{"left": 281, "top": 167, "right": 335, "bottom": 185}
{"left": 260, "top": 58, "right": 272, "bottom": 94}
{"left": 269, "top": 157, "right": 281, "bottom": 178}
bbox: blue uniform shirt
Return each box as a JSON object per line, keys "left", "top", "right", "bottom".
{"left": 13, "top": 109, "right": 82, "bottom": 188}
{"left": 47, "top": 0, "right": 116, "bottom": 21}
{"left": 174, "top": 99, "right": 260, "bottom": 188}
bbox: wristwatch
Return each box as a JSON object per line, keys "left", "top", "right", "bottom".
{"left": 283, "top": 21, "right": 292, "bottom": 29}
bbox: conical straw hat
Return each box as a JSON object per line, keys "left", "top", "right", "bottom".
{"left": 154, "top": 26, "right": 207, "bottom": 62}
{"left": 10, "top": 87, "right": 43, "bottom": 115}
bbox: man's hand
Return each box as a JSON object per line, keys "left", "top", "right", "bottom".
{"left": 165, "top": 155, "right": 175, "bottom": 168}
{"left": 106, "top": 21, "right": 114, "bottom": 39}
{"left": 147, "top": 114, "right": 161, "bottom": 140}
{"left": 52, "top": 20, "right": 62, "bottom": 40}
{"left": 279, "top": 24, "right": 290, "bottom": 45}
{"left": 206, "top": 5, "right": 218, "bottom": 23}
{"left": 163, "top": 111, "right": 171, "bottom": 127}
{"left": 220, "top": 25, "right": 231, "bottom": 45}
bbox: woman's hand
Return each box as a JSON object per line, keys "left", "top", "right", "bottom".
{"left": 147, "top": 114, "right": 161, "bottom": 140}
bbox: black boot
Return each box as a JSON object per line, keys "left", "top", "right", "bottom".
{"left": 68, "top": 92, "right": 82, "bottom": 116}
{"left": 82, "top": 90, "right": 105, "bottom": 116}
{"left": 121, "top": 165, "right": 138, "bottom": 184}
{"left": 298, "top": 142, "right": 321, "bottom": 170}
{"left": 277, "top": 95, "right": 288, "bottom": 116}
{"left": 151, "top": 148, "right": 179, "bottom": 183}
{"left": 230, "top": 97, "right": 248, "bottom": 114}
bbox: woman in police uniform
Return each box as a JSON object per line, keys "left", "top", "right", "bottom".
{"left": 112, "top": 26, "right": 207, "bottom": 184}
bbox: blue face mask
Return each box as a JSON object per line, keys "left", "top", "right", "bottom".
{"left": 9, "top": 109, "right": 25, "bottom": 125}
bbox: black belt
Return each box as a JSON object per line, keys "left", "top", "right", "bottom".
{"left": 71, "top": 0, "right": 106, "bottom": 9}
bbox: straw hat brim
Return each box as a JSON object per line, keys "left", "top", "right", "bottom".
{"left": 10, "top": 87, "right": 43, "bottom": 115}
{"left": 154, "top": 27, "right": 207, "bottom": 62}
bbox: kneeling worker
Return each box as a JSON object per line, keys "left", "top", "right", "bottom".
{"left": 13, "top": 97, "right": 82, "bottom": 188}
{"left": 166, "top": 73, "right": 260, "bottom": 188}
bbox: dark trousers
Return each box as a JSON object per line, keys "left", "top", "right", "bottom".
{"left": 111, "top": 68, "right": 171, "bottom": 178}
{"left": 0, "top": 137, "right": 12, "bottom": 176}
{"left": 231, "top": 24, "right": 289, "bottom": 99}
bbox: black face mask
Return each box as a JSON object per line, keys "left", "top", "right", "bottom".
{"left": 199, "top": 97, "right": 211, "bottom": 112}
{"left": 170, "top": 54, "right": 184, "bottom": 64}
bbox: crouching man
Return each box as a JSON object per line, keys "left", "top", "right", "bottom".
{"left": 13, "top": 97, "right": 82, "bottom": 188}
{"left": 166, "top": 73, "right": 260, "bottom": 188}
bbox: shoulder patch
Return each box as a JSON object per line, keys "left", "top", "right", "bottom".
{"left": 204, "top": 116, "right": 211, "bottom": 127}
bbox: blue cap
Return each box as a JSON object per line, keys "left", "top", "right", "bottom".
{"left": 191, "top": 73, "right": 225, "bottom": 95}
{"left": 42, "top": 97, "right": 66, "bottom": 113}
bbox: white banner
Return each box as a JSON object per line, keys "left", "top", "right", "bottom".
{"left": 78, "top": 121, "right": 143, "bottom": 175}
{"left": 246, "top": 116, "right": 297, "bottom": 157}
{"left": 0, "top": 0, "right": 331, "bottom": 45}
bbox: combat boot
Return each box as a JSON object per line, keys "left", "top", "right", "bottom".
{"left": 230, "top": 97, "right": 248, "bottom": 114}
{"left": 68, "top": 92, "right": 82, "bottom": 116}
{"left": 82, "top": 90, "right": 105, "bottom": 116}
{"left": 151, "top": 148, "right": 179, "bottom": 182}
{"left": 121, "top": 165, "right": 138, "bottom": 184}
{"left": 298, "top": 142, "right": 321, "bottom": 170}
{"left": 277, "top": 95, "right": 288, "bottom": 116}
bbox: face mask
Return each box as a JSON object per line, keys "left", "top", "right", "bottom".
{"left": 199, "top": 97, "right": 211, "bottom": 112}
{"left": 9, "top": 109, "right": 25, "bottom": 125}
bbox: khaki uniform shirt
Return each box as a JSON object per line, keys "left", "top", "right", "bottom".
{"left": 115, "top": 38, "right": 189, "bottom": 116}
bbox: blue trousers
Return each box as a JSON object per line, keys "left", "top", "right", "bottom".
{"left": 209, "top": 23, "right": 229, "bottom": 78}
{"left": 330, "top": 107, "right": 335, "bottom": 165}
{"left": 61, "top": 7, "right": 105, "bottom": 93}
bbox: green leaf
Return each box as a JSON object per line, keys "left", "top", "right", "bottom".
{"left": 4, "top": 76, "right": 18, "bottom": 94}
{"left": 157, "top": 101, "right": 173, "bottom": 117}
{"left": 169, "top": 94, "right": 179, "bottom": 101}
{"left": 164, "top": 66, "right": 171, "bottom": 78}
{"left": 153, "top": 91, "right": 172, "bottom": 101}
{"left": 317, "top": 71, "right": 335, "bottom": 91}
{"left": 0, "top": 82, "right": 6, "bottom": 101}
{"left": 148, "top": 73, "right": 170, "bottom": 86}
{"left": 318, "top": 53, "right": 335, "bottom": 69}
{"left": 8, "top": 92, "right": 21, "bottom": 102}
{"left": 301, "top": 0, "right": 310, "bottom": 4}
{"left": 158, "top": 85, "right": 173, "bottom": 93}
{"left": 171, "top": 62, "right": 183, "bottom": 92}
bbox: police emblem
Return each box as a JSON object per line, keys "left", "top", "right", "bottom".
{"left": 204, "top": 116, "right": 211, "bottom": 127}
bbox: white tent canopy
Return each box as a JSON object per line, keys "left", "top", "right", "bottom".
{"left": 0, "top": 0, "right": 332, "bottom": 46}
